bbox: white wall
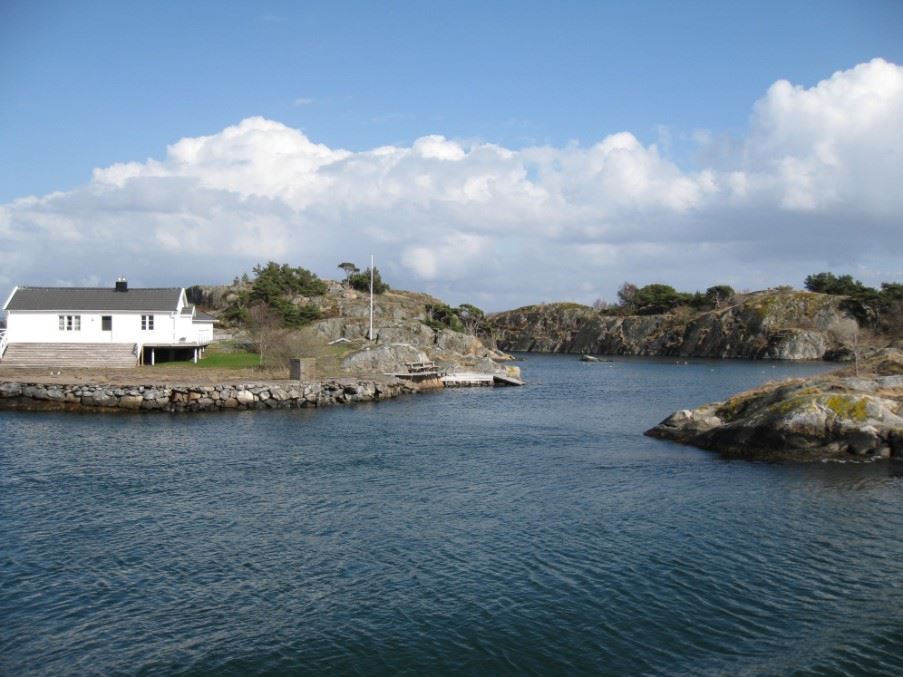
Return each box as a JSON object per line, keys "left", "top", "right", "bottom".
{"left": 7, "top": 311, "right": 210, "bottom": 345}
{"left": 194, "top": 322, "right": 214, "bottom": 343}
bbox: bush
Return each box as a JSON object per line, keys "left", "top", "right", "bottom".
{"left": 425, "top": 303, "right": 465, "bottom": 332}
{"left": 269, "top": 298, "right": 322, "bottom": 327}
{"left": 803, "top": 272, "right": 869, "bottom": 296}
{"left": 631, "top": 284, "right": 688, "bottom": 315}
{"left": 424, "top": 302, "right": 488, "bottom": 335}
{"left": 250, "top": 261, "right": 328, "bottom": 303}
{"left": 223, "top": 262, "right": 326, "bottom": 328}
{"left": 348, "top": 267, "right": 390, "bottom": 294}
{"left": 705, "top": 285, "right": 735, "bottom": 307}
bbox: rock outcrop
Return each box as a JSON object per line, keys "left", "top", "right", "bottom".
{"left": 489, "top": 291, "right": 861, "bottom": 361}
{"left": 645, "top": 349, "right": 903, "bottom": 459}
{"left": 190, "top": 280, "right": 510, "bottom": 374}
{"left": 341, "top": 344, "right": 431, "bottom": 373}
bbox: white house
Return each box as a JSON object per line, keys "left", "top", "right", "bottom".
{"left": 0, "top": 279, "right": 215, "bottom": 367}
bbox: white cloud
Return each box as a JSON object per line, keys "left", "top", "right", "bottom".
{"left": 739, "top": 58, "right": 903, "bottom": 215}
{"left": 2, "top": 59, "right": 902, "bottom": 308}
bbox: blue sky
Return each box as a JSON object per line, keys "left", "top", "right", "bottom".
{"left": 2, "top": 1, "right": 902, "bottom": 308}
{"left": 4, "top": 0, "right": 900, "bottom": 201}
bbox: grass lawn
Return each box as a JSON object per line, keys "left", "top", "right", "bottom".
{"left": 194, "top": 351, "right": 260, "bottom": 368}
{"left": 150, "top": 331, "right": 358, "bottom": 376}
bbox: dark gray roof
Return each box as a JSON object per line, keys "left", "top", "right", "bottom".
{"left": 194, "top": 311, "right": 216, "bottom": 322}
{"left": 5, "top": 287, "right": 183, "bottom": 312}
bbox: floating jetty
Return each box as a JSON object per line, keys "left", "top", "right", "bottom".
{"left": 442, "top": 372, "right": 524, "bottom": 387}
{"left": 441, "top": 372, "right": 493, "bottom": 387}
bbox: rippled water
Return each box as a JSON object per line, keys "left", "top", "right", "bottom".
{"left": 2, "top": 355, "right": 903, "bottom": 675}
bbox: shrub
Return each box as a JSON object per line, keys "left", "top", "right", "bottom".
{"left": 348, "top": 267, "right": 390, "bottom": 294}
{"left": 804, "top": 272, "right": 869, "bottom": 296}
{"left": 424, "top": 302, "right": 489, "bottom": 335}
{"left": 250, "top": 261, "right": 328, "bottom": 303}
{"left": 705, "top": 285, "right": 735, "bottom": 308}
{"left": 632, "top": 284, "right": 686, "bottom": 314}
{"left": 222, "top": 262, "right": 326, "bottom": 328}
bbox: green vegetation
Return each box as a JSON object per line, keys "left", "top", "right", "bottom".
{"left": 631, "top": 284, "right": 687, "bottom": 314}
{"left": 423, "top": 302, "right": 487, "bottom": 335}
{"left": 613, "top": 282, "right": 735, "bottom": 316}
{"left": 223, "top": 261, "right": 326, "bottom": 328}
{"left": 250, "top": 261, "right": 327, "bottom": 302}
{"left": 803, "top": 272, "right": 903, "bottom": 334}
{"left": 193, "top": 351, "right": 260, "bottom": 368}
{"left": 546, "top": 302, "right": 590, "bottom": 311}
{"left": 424, "top": 303, "right": 465, "bottom": 332}
{"left": 348, "top": 266, "right": 390, "bottom": 294}
{"left": 337, "top": 262, "right": 359, "bottom": 283}
{"left": 804, "top": 272, "right": 869, "bottom": 296}
{"left": 705, "top": 285, "right": 735, "bottom": 307}
{"left": 606, "top": 271, "right": 901, "bottom": 333}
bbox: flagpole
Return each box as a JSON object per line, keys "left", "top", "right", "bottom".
{"left": 369, "top": 254, "right": 374, "bottom": 342}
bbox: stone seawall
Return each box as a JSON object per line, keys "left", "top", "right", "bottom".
{"left": 0, "top": 378, "right": 420, "bottom": 413}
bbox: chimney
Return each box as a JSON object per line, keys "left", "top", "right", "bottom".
{"left": 115, "top": 277, "right": 128, "bottom": 292}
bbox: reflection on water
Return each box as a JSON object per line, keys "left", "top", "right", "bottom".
{"left": 2, "top": 355, "right": 902, "bottom": 675}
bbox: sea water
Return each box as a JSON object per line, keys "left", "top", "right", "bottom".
{"left": 2, "top": 355, "right": 902, "bottom": 674}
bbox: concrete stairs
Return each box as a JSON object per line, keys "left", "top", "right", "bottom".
{"left": 0, "top": 343, "right": 139, "bottom": 368}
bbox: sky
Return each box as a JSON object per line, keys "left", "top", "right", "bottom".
{"left": 2, "top": 0, "right": 902, "bottom": 311}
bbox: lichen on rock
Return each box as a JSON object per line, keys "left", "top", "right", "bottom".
{"left": 646, "top": 349, "right": 903, "bottom": 460}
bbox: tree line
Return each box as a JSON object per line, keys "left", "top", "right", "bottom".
{"left": 803, "top": 272, "right": 903, "bottom": 333}
{"left": 598, "top": 272, "right": 901, "bottom": 334}
{"left": 603, "top": 283, "right": 737, "bottom": 316}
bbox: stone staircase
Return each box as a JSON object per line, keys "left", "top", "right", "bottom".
{"left": 0, "top": 343, "right": 139, "bottom": 368}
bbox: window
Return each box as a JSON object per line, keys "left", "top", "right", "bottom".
{"left": 141, "top": 315, "right": 154, "bottom": 331}
{"left": 102, "top": 316, "right": 112, "bottom": 331}
{"left": 58, "top": 315, "right": 81, "bottom": 331}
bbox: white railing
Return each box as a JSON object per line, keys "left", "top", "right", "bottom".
{"left": 0, "top": 328, "right": 7, "bottom": 359}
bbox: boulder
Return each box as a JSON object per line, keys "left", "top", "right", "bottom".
{"left": 646, "top": 350, "right": 903, "bottom": 459}
{"left": 435, "top": 329, "right": 483, "bottom": 356}
{"left": 341, "top": 343, "right": 430, "bottom": 374}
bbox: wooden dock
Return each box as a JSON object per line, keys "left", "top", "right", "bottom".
{"left": 391, "top": 360, "right": 443, "bottom": 382}
{"left": 441, "top": 372, "right": 494, "bottom": 387}
{"left": 394, "top": 361, "right": 524, "bottom": 388}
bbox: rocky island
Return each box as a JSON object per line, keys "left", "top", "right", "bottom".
{"left": 646, "top": 348, "right": 903, "bottom": 460}
{"left": 489, "top": 289, "right": 862, "bottom": 361}
{"left": 0, "top": 263, "right": 519, "bottom": 413}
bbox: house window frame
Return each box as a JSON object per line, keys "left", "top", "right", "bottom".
{"left": 58, "top": 314, "right": 81, "bottom": 331}
{"left": 141, "top": 314, "right": 155, "bottom": 331}
{"left": 101, "top": 315, "right": 112, "bottom": 331}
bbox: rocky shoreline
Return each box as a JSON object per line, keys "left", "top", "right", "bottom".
{"left": 489, "top": 291, "right": 860, "bottom": 361}
{"left": 0, "top": 377, "right": 429, "bottom": 413}
{"left": 646, "top": 350, "right": 903, "bottom": 460}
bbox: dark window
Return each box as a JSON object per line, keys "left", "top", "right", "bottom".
{"left": 102, "top": 316, "right": 112, "bottom": 331}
